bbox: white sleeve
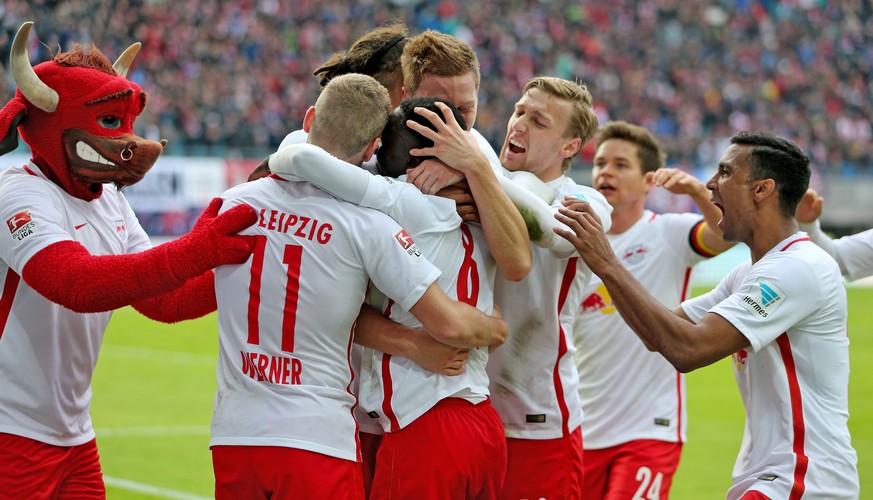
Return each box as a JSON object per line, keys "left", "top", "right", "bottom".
{"left": 833, "top": 228, "right": 873, "bottom": 281}
{"left": 0, "top": 181, "right": 72, "bottom": 273}
{"left": 707, "top": 254, "right": 822, "bottom": 352}
{"left": 547, "top": 182, "right": 614, "bottom": 257}
{"left": 799, "top": 221, "right": 873, "bottom": 281}
{"left": 270, "top": 143, "right": 370, "bottom": 205}
{"left": 497, "top": 174, "right": 572, "bottom": 251}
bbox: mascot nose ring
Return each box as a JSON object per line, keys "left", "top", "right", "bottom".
{"left": 120, "top": 148, "right": 133, "bottom": 161}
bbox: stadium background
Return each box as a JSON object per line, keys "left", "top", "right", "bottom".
{"left": 2, "top": 0, "right": 873, "bottom": 234}
{"left": 0, "top": 0, "right": 870, "bottom": 497}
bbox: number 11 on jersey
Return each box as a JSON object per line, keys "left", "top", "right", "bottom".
{"left": 246, "top": 236, "right": 302, "bottom": 353}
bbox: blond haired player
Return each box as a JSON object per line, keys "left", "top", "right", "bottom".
{"left": 209, "top": 74, "right": 506, "bottom": 499}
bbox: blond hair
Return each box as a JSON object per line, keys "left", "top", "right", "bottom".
{"left": 313, "top": 22, "right": 408, "bottom": 95}
{"left": 596, "top": 121, "right": 666, "bottom": 173}
{"left": 522, "top": 77, "right": 598, "bottom": 171}
{"left": 401, "top": 30, "right": 480, "bottom": 94}
{"left": 309, "top": 74, "right": 391, "bottom": 159}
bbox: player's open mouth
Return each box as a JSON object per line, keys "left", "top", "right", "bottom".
{"left": 508, "top": 139, "right": 525, "bottom": 154}
{"left": 597, "top": 182, "right": 616, "bottom": 193}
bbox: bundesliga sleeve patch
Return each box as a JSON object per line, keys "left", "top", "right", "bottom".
{"left": 394, "top": 229, "right": 422, "bottom": 261}
{"left": 740, "top": 278, "right": 786, "bottom": 319}
{"left": 6, "top": 210, "right": 37, "bottom": 245}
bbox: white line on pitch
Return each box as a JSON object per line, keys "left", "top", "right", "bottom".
{"left": 103, "top": 476, "right": 211, "bottom": 500}
{"left": 97, "top": 425, "right": 210, "bottom": 438}
{"left": 101, "top": 344, "right": 216, "bottom": 365}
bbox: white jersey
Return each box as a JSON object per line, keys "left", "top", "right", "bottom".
{"left": 354, "top": 175, "right": 497, "bottom": 432}
{"left": 488, "top": 175, "right": 613, "bottom": 440}
{"left": 574, "top": 211, "right": 712, "bottom": 449}
{"left": 0, "top": 163, "right": 151, "bottom": 446}
{"left": 681, "top": 233, "right": 859, "bottom": 499}
{"left": 210, "top": 178, "right": 440, "bottom": 462}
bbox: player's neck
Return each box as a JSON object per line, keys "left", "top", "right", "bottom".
{"left": 748, "top": 216, "right": 800, "bottom": 263}
{"left": 608, "top": 205, "right": 645, "bottom": 235}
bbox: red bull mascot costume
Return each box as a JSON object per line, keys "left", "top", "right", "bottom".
{"left": 0, "top": 22, "right": 256, "bottom": 498}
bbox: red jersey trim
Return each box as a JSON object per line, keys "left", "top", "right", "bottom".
{"left": 0, "top": 269, "right": 21, "bottom": 340}
{"left": 780, "top": 236, "right": 810, "bottom": 252}
{"left": 553, "top": 257, "right": 577, "bottom": 437}
{"left": 378, "top": 299, "right": 401, "bottom": 432}
{"left": 346, "top": 321, "right": 362, "bottom": 462}
{"left": 776, "top": 333, "right": 809, "bottom": 499}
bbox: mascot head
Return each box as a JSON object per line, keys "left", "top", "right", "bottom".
{"left": 0, "top": 22, "right": 166, "bottom": 201}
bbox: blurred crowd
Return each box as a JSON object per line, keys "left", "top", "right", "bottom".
{"left": 2, "top": 0, "right": 872, "bottom": 176}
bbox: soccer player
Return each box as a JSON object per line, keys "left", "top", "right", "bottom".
{"left": 556, "top": 131, "right": 859, "bottom": 499}
{"left": 271, "top": 95, "right": 592, "bottom": 498}
{"left": 795, "top": 188, "right": 873, "bottom": 281}
{"left": 450, "top": 76, "right": 612, "bottom": 499}
{"left": 573, "top": 121, "right": 733, "bottom": 499}
{"left": 209, "top": 74, "right": 507, "bottom": 500}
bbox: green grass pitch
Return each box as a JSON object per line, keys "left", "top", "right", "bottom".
{"left": 92, "top": 288, "right": 873, "bottom": 499}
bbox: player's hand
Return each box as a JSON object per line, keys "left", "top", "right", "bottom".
{"left": 247, "top": 156, "right": 272, "bottom": 182}
{"left": 553, "top": 197, "right": 617, "bottom": 275}
{"left": 407, "top": 102, "right": 488, "bottom": 177}
{"left": 651, "top": 167, "right": 707, "bottom": 197}
{"left": 408, "top": 329, "right": 470, "bottom": 376}
{"left": 183, "top": 198, "right": 258, "bottom": 271}
{"left": 795, "top": 188, "right": 824, "bottom": 224}
{"left": 406, "top": 159, "right": 465, "bottom": 195}
{"left": 436, "top": 181, "right": 480, "bottom": 223}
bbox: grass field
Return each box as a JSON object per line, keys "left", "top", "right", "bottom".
{"left": 92, "top": 287, "right": 873, "bottom": 499}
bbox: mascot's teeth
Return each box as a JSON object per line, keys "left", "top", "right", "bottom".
{"left": 76, "top": 141, "right": 115, "bottom": 166}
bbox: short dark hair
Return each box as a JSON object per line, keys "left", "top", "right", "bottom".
{"left": 376, "top": 97, "right": 467, "bottom": 178}
{"left": 730, "top": 131, "right": 810, "bottom": 217}
{"left": 597, "top": 121, "right": 666, "bottom": 174}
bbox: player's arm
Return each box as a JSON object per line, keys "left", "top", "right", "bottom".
{"left": 21, "top": 198, "right": 256, "bottom": 313}
{"left": 554, "top": 199, "right": 749, "bottom": 372}
{"left": 354, "top": 304, "right": 469, "bottom": 376}
{"left": 407, "top": 103, "right": 531, "bottom": 281}
{"left": 652, "top": 167, "right": 733, "bottom": 254}
{"left": 408, "top": 282, "right": 507, "bottom": 349}
{"left": 269, "top": 143, "right": 370, "bottom": 204}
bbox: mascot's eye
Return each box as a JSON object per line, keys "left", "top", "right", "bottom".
{"left": 98, "top": 116, "right": 122, "bottom": 129}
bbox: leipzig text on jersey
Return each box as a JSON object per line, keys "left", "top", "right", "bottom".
{"left": 257, "top": 208, "right": 332, "bottom": 245}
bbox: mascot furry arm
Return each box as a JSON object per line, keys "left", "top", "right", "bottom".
{"left": 1, "top": 22, "right": 256, "bottom": 321}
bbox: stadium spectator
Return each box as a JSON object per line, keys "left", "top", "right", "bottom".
{"left": 4, "top": 1, "right": 872, "bottom": 176}
{"left": 795, "top": 188, "right": 873, "bottom": 281}
{"left": 208, "top": 74, "right": 506, "bottom": 499}
{"left": 573, "top": 120, "right": 733, "bottom": 499}
{"left": 556, "top": 131, "right": 859, "bottom": 499}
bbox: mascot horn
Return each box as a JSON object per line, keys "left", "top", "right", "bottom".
{"left": 0, "top": 21, "right": 167, "bottom": 201}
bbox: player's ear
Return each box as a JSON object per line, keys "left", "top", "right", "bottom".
{"left": 362, "top": 136, "right": 381, "bottom": 162}
{"left": 302, "top": 106, "right": 316, "bottom": 133}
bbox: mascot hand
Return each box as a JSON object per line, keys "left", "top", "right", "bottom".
{"left": 172, "top": 198, "right": 258, "bottom": 280}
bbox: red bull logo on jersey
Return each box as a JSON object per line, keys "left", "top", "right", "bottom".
{"left": 740, "top": 278, "right": 785, "bottom": 319}
{"left": 394, "top": 229, "right": 422, "bottom": 260}
{"left": 620, "top": 243, "right": 649, "bottom": 265}
{"left": 115, "top": 219, "right": 127, "bottom": 238}
{"left": 580, "top": 283, "right": 616, "bottom": 314}
{"left": 733, "top": 349, "right": 748, "bottom": 371}
{"left": 6, "top": 210, "right": 37, "bottom": 245}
